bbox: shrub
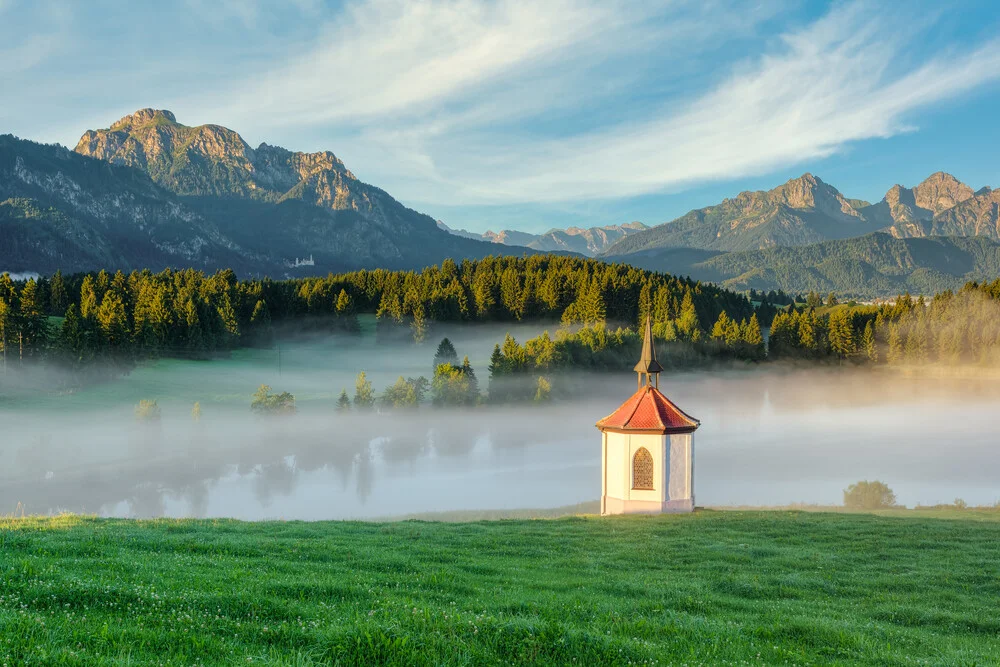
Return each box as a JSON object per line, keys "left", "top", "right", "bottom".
{"left": 251, "top": 385, "right": 296, "bottom": 415}
{"left": 844, "top": 480, "right": 897, "bottom": 510}
{"left": 134, "top": 399, "right": 161, "bottom": 422}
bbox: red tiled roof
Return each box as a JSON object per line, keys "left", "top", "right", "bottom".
{"left": 596, "top": 385, "right": 700, "bottom": 434}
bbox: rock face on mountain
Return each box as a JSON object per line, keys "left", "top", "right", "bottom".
{"left": 439, "top": 221, "right": 647, "bottom": 256}
{"left": 76, "top": 109, "right": 428, "bottom": 234}
{"left": 931, "top": 187, "right": 1000, "bottom": 239}
{"left": 859, "top": 172, "right": 978, "bottom": 237}
{"left": 69, "top": 109, "right": 518, "bottom": 273}
{"left": 0, "top": 134, "right": 259, "bottom": 274}
{"left": 603, "top": 174, "right": 877, "bottom": 255}
{"left": 604, "top": 172, "right": 995, "bottom": 258}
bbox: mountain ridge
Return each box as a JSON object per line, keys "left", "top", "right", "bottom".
{"left": 437, "top": 220, "right": 647, "bottom": 256}
{"left": 602, "top": 171, "right": 997, "bottom": 257}
{"left": 0, "top": 109, "right": 556, "bottom": 275}
{"left": 607, "top": 232, "right": 1000, "bottom": 298}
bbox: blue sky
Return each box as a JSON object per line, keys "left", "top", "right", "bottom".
{"left": 2, "top": 0, "right": 999, "bottom": 234}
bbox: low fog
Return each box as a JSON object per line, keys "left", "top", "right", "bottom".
{"left": 2, "top": 320, "right": 999, "bottom": 519}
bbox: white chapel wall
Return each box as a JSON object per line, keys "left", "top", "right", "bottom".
{"left": 667, "top": 434, "right": 692, "bottom": 501}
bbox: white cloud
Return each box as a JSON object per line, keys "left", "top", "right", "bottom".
{"left": 206, "top": 0, "right": 660, "bottom": 128}
{"left": 4, "top": 0, "right": 998, "bottom": 213}
{"left": 446, "top": 2, "right": 1000, "bottom": 203}
{"left": 199, "top": 0, "right": 1000, "bottom": 207}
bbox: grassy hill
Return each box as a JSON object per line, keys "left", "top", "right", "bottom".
{"left": 2, "top": 511, "right": 998, "bottom": 664}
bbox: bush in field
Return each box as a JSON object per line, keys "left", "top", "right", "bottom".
{"left": 134, "top": 399, "right": 161, "bottom": 422}
{"left": 844, "top": 480, "right": 896, "bottom": 510}
{"left": 381, "top": 376, "right": 429, "bottom": 409}
{"left": 251, "top": 385, "right": 296, "bottom": 415}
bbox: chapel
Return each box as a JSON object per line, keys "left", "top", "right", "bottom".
{"left": 596, "top": 317, "right": 700, "bottom": 514}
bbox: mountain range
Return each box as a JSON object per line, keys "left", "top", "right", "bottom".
{"left": 596, "top": 172, "right": 1000, "bottom": 296}
{"left": 437, "top": 221, "right": 647, "bottom": 256}
{"left": 2, "top": 107, "right": 998, "bottom": 296}
{"left": 1, "top": 109, "right": 536, "bottom": 276}
{"left": 601, "top": 172, "right": 998, "bottom": 257}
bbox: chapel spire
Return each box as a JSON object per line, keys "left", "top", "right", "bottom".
{"left": 633, "top": 316, "right": 663, "bottom": 388}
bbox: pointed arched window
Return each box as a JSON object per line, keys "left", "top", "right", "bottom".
{"left": 632, "top": 447, "right": 654, "bottom": 490}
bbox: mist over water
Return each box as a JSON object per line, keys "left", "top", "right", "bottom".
{"left": 2, "top": 320, "right": 999, "bottom": 518}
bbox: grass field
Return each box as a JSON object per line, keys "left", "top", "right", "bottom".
{"left": 2, "top": 511, "right": 999, "bottom": 665}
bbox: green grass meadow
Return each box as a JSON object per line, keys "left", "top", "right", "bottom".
{"left": 1, "top": 511, "right": 999, "bottom": 665}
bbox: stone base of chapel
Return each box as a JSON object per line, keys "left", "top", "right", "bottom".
{"left": 601, "top": 496, "right": 694, "bottom": 515}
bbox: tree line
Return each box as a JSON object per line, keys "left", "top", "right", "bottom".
{"left": 0, "top": 256, "right": 754, "bottom": 380}
{"left": 3, "top": 259, "right": 1000, "bottom": 393}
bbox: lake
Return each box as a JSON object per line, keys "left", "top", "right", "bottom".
{"left": 2, "top": 324, "right": 999, "bottom": 518}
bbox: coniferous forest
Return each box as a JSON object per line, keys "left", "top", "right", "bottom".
{"left": 2, "top": 255, "right": 1000, "bottom": 403}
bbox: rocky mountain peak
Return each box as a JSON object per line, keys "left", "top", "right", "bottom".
{"left": 110, "top": 108, "right": 177, "bottom": 131}
{"left": 884, "top": 184, "right": 916, "bottom": 209}
{"left": 912, "top": 172, "right": 974, "bottom": 215}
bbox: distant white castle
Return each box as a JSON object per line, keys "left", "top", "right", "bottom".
{"left": 291, "top": 255, "right": 315, "bottom": 267}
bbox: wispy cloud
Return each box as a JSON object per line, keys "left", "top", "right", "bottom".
{"left": 2, "top": 0, "right": 999, "bottom": 220}
{"left": 444, "top": 2, "right": 1000, "bottom": 203}
{"left": 200, "top": 0, "right": 1000, "bottom": 207}
{"left": 206, "top": 0, "right": 662, "bottom": 127}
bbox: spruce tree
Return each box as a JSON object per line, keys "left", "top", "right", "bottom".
{"left": 353, "top": 371, "right": 375, "bottom": 411}
{"left": 675, "top": 291, "right": 701, "bottom": 342}
{"left": 49, "top": 270, "right": 68, "bottom": 315}
{"left": 710, "top": 312, "right": 730, "bottom": 341}
{"left": 336, "top": 389, "right": 352, "bottom": 413}
{"left": 828, "top": 310, "right": 855, "bottom": 359}
{"left": 887, "top": 323, "right": 903, "bottom": 365}
{"left": 862, "top": 321, "right": 877, "bottom": 363}
{"left": 433, "top": 337, "right": 459, "bottom": 370}
{"left": 741, "top": 314, "right": 765, "bottom": 360}
{"left": 461, "top": 356, "right": 480, "bottom": 403}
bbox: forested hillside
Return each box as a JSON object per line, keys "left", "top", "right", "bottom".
{"left": 609, "top": 233, "right": 1000, "bottom": 297}
{"left": 0, "top": 256, "right": 754, "bottom": 385}
{"left": 0, "top": 112, "right": 550, "bottom": 277}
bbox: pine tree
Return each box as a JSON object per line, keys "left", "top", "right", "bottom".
{"left": 723, "top": 317, "right": 742, "bottom": 347}
{"left": 216, "top": 295, "right": 240, "bottom": 347}
{"left": 49, "top": 270, "right": 68, "bottom": 315}
{"left": 79, "top": 275, "right": 98, "bottom": 320}
{"left": 250, "top": 299, "right": 273, "bottom": 347}
{"left": 410, "top": 302, "right": 427, "bottom": 343}
{"left": 887, "top": 323, "right": 903, "bottom": 365}
{"left": 433, "top": 338, "right": 459, "bottom": 371}
{"left": 16, "top": 279, "right": 47, "bottom": 360}
{"left": 353, "top": 371, "right": 375, "bottom": 410}
{"left": 741, "top": 314, "right": 765, "bottom": 360}
{"left": 710, "top": 312, "right": 730, "bottom": 341}
{"left": 534, "top": 376, "right": 552, "bottom": 402}
{"left": 767, "top": 311, "right": 794, "bottom": 358}
{"left": 862, "top": 321, "right": 877, "bottom": 363}
{"left": 57, "top": 304, "right": 92, "bottom": 368}
{"left": 488, "top": 343, "right": 505, "bottom": 377}
{"left": 798, "top": 312, "right": 817, "bottom": 352}
{"left": 335, "top": 289, "right": 354, "bottom": 315}
{"left": 675, "top": 291, "right": 701, "bottom": 342}
{"left": 336, "top": 389, "right": 351, "bottom": 413}
{"left": 461, "top": 356, "right": 479, "bottom": 402}
{"left": 828, "top": 309, "right": 855, "bottom": 359}
{"left": 904, "top": 321, "right": 929, "bottom": 364}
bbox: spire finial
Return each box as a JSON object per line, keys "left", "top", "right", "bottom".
{"left": 634, "top": 316, "right": 663, "bottom": 388}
